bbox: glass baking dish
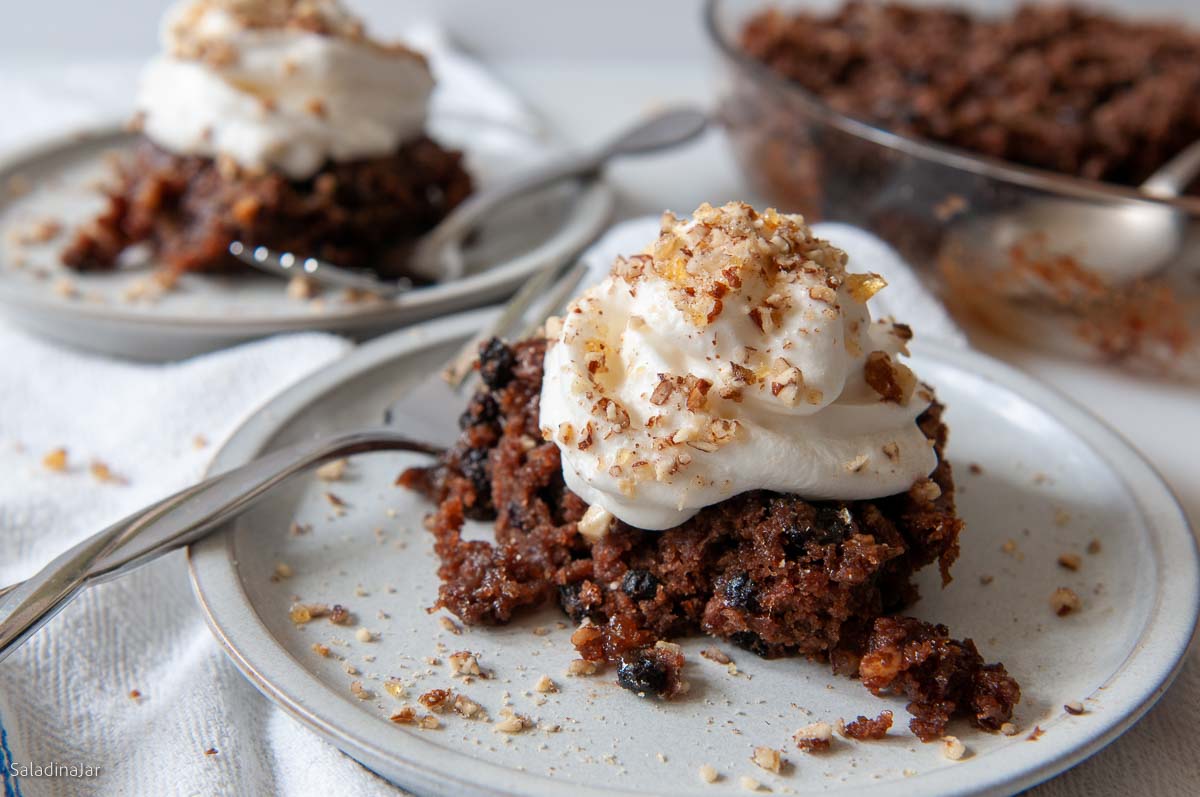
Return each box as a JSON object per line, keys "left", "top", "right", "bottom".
{"left": 706, "top": 0, "right": 1200, "bottom": 381}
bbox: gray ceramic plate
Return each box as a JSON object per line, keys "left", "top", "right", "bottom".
{"left": 188, "top": 307, "right": 1198, "bottom": 796}
{"left": 0, "top": 119, "right": 612, "bottom": 360}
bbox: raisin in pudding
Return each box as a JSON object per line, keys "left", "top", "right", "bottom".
{"left": 63, "top": 0, "right": 471, "bottom": 278}
{"left": 400, "top": 202, "right": 1019, "bottom": 741}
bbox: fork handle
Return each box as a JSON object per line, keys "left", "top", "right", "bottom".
{"left": 0, "top": 431, "right": 440, "bottom": 664}
{"left": 411, "top": 106, "right": 708, "bottom": 279}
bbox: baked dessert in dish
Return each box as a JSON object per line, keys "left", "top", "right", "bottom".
{"left": 739, "top": 2, "right": 1200, "bottom": 189}
{"left": 719, "top": 1, "right": 1200, "bottom": 382}
{"left": 400, "top": 202, "right": 1019, "bottom": 741}
{"left": 62, "top": 0, "right": 471, "bottom": 278}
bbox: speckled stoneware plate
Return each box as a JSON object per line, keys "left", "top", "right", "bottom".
{"left": 0, "top": 118, "right": 612, "bottom": 360}
{"left": 188, "top": 306, "right": 1198, "bottom": 797}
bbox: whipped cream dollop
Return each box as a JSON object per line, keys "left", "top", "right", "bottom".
{"left": 539, "top": 202, "right": 938, "bottom": 531}
{"left": 137, "top": 0, "right": 433, "bottom": 179}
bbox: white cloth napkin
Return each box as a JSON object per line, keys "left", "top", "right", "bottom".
{"left": 0, "top": 329, "right": 377, "bottom": 797}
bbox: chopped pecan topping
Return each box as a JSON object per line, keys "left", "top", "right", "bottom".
{"left": 863, "top": 351, "right": 916, "bottom": 404}
{"left": 650, "top": 375, "right": 675, "bottom": 406}
{"left": 685, "top": 378, "right": 712, "bottom": 412}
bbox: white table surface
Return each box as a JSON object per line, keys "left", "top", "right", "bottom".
{"left": 494, "top": 59, "right": 1200, "bottom": 797}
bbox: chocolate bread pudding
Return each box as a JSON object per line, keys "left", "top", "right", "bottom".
{"left": 739, "top": 2, "right": 1200, "bottom": 189}
{"left": 62, "top": 0, "right": 471, "bottom": 278}
{"left": 400, "top": 203, "right": 1019, "bottom": 742}
{"left": 62, "top": 136, "right": 470, "bottom": 277}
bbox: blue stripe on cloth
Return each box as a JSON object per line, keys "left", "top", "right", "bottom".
{"left": 0, "top": 711, "right": 23, "bottom": 797}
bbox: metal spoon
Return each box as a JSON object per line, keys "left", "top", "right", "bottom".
{"left": 960, "top": 139, "right": 1200, "bottom": 285}
{"left": 230, "top": 106, "right": 709, "bottom": 295}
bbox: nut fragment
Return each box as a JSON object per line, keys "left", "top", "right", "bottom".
{"left": 941, "top": 735, "right": 966, "bottom": 760}
{"left": 534, "top": 675, "right": 557, "bottom": 693}
{"left": 577, "top": 504, "right": 614, "bottom": 542}
{"left": 315, "top": 458, "right": 348, "bottom": 481}
{"left": 452, "top": 693, "right": 484, "bottom": 718}
{"left": 794, "top": 721, "right": 833, "bottom": 752}
{"left": 42, "top": 448, "right": 68, "bottom": 472}
{"left": 844, "top": 453, "right": 869, "bottom": 473}
{"left": 650, "top": 375, "right": 675, "bottom": 406}
{"left": 1056, "top": 553, "right": 1082, "bottom": 571}
{"left": 863, "top": 350, "right": 916, "bottom": 404}
{"left": 1064, "top": 701, "right": 1086, "bottom": 715}
{"left": 492, "top": 709, "right": 529, "bottom": 733}
{"left": 769, "top": 358, "right": 805, "bottom": 405}
{"left": 751, "top": 746, "right": 782, "bottom": 773}
{"left": 1050, "top": 587, "right": 1082, "bottom": 616}
{"left": 594, "top": 397, "right": 631, "bottom": 430}
{"left": 89, "top": 461, "right": 126, "bottom": 484}
{"left": 727, "top": 361, "right": 757, "bottom": 386}
{"left": 418, "top": 689, "right": 452, "bottom": 712}
{"left": 576, "top": 422, "right": 595, "bottom": 451}
{"left": 909, "top": 478, "right": 942, "bottom": 503}
{"left": 844, "top": 272, "right": 888, "bottom": 303}
{"left": 686, "top": 378, "right": 712, "bottom": 412}
{"left": 808, "top": 283, "right": 837, "bottom": 304}
{"left": 738, "top": 775, "right": 765, "bottom": 792}
{"left": 288, "top": 603, "right": 328, "bottom": 624}
{"left": 700, "top": 648, "right": 731, "bottom": 665}
{"left": 566, "top": 659, "right": 598, "bottom": 677}
{"left": 390, "top": 707, "right": 418, "bottom": 724}
{"left": 448, "top": 651, "right": 482, "bottom": 677}
{"left": 698, "top": 764, "right": 719, "bottom": 784}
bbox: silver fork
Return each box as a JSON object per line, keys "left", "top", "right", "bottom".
{"left": 0, "top": 261, "right": 588, "bottom": 664}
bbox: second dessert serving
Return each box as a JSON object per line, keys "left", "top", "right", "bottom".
{"left": 63, "top": 0, "right": 472, "bottom": 279}
{"left": 400, "top": 201, "right": 1020, "bottom": 744}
